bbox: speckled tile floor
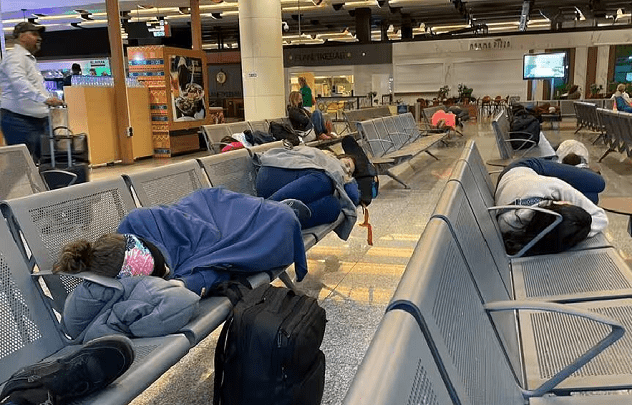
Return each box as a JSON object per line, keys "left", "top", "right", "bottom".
{"left": 87, "top": 115, "right": 632, "bottom": 405}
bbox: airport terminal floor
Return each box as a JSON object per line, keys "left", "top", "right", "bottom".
{"left": 90, "top": 115, "right": 632, "bottom": 405}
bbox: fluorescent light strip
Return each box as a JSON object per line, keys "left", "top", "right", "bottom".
{"left": 344, "top": 0, "right": 378, "bottom": 6}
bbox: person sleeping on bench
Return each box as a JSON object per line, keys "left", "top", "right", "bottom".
{"left": 53, "top": 187, "right": 308, "bottom": 342}
{"left": 494, "top": 157, "right": 608, "bottom": 256}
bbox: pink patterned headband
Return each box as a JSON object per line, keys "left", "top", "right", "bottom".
{"left": 116, "top": 234, "right": 155, "bottom": 279}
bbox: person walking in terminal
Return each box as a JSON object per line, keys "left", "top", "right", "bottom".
{"left": 494, "top": 157, "right": 608, "bottom": 255}
{"left": 0, "top": 22, "right": 65, "bottom": 162}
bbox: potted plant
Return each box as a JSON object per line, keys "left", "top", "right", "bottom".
{"left": 438, "top": 85, "right": 450, "bottom": 101}
{"left": 457, "top": 83, "right": 473, "bottom": 103}
{"left": 589, "top": 83, "right": 604, "bottom": 98}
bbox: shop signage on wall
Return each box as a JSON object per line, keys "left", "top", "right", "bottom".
{"left": 284, "top": 43, "right": 392, "bottom": 67}
{"left": 469, "top": 38, "right": 511, "bottom": 51}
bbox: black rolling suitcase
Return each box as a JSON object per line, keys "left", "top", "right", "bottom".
{"left": 39, "top": 106, "right": 90, "bottom": 189}
{"left": 213, "top": 283, "right": 326, "bottom": 405}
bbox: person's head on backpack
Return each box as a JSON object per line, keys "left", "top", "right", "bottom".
{"left": 501, "top": 200, "right": 592, "bottom": 256}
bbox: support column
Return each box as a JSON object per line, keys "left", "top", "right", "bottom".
{"left": 238, "top": 0, "right": 285, "bottom": 121}
{"left": 574, "top": 47, "right": 588, "bottom": 96}
{"left": 595, "top": 45, "right": 610, "bottom": 92}
{"left": 105, "top": 0, "right": 133, "bottom": 164}
{"left": 401, "top": 14, "right": 413, "bottom": 40}
{"left": 380, "top": 20, "right": 389, "bottom": 42}
{"left": 355, "top": 7, "right": 371, "bottom": 43}
{"left": 190, "top": 0, "right": 202, "bottom": 51}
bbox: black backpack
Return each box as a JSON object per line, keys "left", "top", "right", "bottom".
{"left": 269, "top": 121, "right": 301, "bottom": 146}
{"left": 341, "top": 136, "right": 379, "bottom": 206}
{"left": 510, "top": 112, "right": 540, "bottom": 150}
{"left": 213, "top": 283, "right": 327, "bottom": 405}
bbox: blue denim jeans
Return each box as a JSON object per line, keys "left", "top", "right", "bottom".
{"left": 256, "top": 166, "right": 340, "bottom": 228}
{"left": 1, "top": 109, "right": 48, "bottom": 162}
{"left": 500, "top": 157, "right": 605, "bottom": 204}
{"left": 311, "top": 109, "right": 326, "bottom": 135}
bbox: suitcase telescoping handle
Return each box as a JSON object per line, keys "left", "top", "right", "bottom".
{"left": 48, "top": 106, "right": 69, "bottom": 168}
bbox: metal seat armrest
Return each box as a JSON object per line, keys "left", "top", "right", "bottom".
{"left": 40, "top": 169, "right": 78, "bottom": 188}
{"left": 503, "top": 132, "right": 538, "bottom": 155}
{"left": 484, "top": 300, "right": 625, "bottom": 398}
{"left": 35, "top": 270, "right": 124, "bottom": 290}
{"left": 488, "top": 205, "right": 563, "bottom": 258}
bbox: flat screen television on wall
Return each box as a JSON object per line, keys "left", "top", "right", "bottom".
{"left": 523, "top": 52, "right": 567, "bottom": 80}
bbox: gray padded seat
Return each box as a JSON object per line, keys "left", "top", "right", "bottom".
{"left": 249, "top": 120, "right": 269, "bottom": 133}
{"left": 0, "top": 178, "right": 138, "bottom": 312}
{"left": 342, "top": 309, "right": 454, "bottom": 405}
{"left": 456, "top": 141, "right": 610, "bottom": 252}
{"left": 389, "top": 218, "right": 528, "bottom": 405}
{"left": 226, "top": 121, "right": 251, "bottom": 136}
{"left": 0, "top": 204, "right": 191, "bottom": 405}
{"left": 0, "top": 144, "right": 48, "bottom": 199}
{"left": 450, "top": 159, "right": 631, "bottom": 303}
{"left": 391, "top": 217, "right": 627, "bottom": 401}
{"left": 201, "top": 124, "right": 232, "bottom": 153}
{"left": 123, "top": 160, "right": 210, "bottom": 207}
{"left": 379, "top": 116, "right": 409, "bottom": 149}
{"left": 491, "top": 109, "right": 556, "bottom": 162}
{"left": 198, "top": 148, "right": 258, "bottom": 196}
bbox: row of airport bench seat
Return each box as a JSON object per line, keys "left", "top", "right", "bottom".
{"left": 573, "top": 101, "right": 632, "bottom": 162}
{"left": 355, "top": 112, "right": 449, "bottom": 188}
{"left": 201, "top": 112, "right": 342, "bottom": 154}
{"left": 489, "top": 108, "right": 557, "bottom": 165}
{"left": 514, "top": 99, "right": 614, "bottom": 118}
{"left": 0, "top": 139, "right": 345, "bottom": 404}
{"left": 343, "top": 139, "right": 632, "bottom": 405}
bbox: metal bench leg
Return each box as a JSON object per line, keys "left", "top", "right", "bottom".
{"left": 574, "top": 123, "right": 585, "bottom": 134}
{"left": 385, "top": 169, "right": 410, "bottom": 189}
{"left": 425, "top": 150, "right": 439, "bottom": 160}
{"left": 598, "top": 148, "right": 615, "bottom": 162}
{"left": 592, "top": 133, "right": 605, "bottom": 145}
{"left": 278, "top": 270, "right": 297, "bottom": 291}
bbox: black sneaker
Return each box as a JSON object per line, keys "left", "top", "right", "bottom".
{"left": 280, "top": 199, "right": 312, "bottom": 224}
{"left": 1, "top": 335, "right": 134, "bottom": 403}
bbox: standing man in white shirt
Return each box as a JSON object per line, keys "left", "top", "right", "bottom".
{"left": 0, "top": 22, "right": 64, "bottom": 162}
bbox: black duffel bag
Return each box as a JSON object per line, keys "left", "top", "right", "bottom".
{"left": 510, "top": 113, "right": 540, "bottom": 150}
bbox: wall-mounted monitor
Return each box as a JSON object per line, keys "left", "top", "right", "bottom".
{"left": 523, "top": 52, "right": 567, "bottom": 80}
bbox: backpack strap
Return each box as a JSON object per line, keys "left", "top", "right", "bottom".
{"left": 358, "top": 204, "right": 373, "bottom": 246}
{"left": 213, "top": 315, "right": 233, "bottom": 405}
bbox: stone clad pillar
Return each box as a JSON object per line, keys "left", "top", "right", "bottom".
{"left": 238, "top": 0, "right": 286, "bottom": 121}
